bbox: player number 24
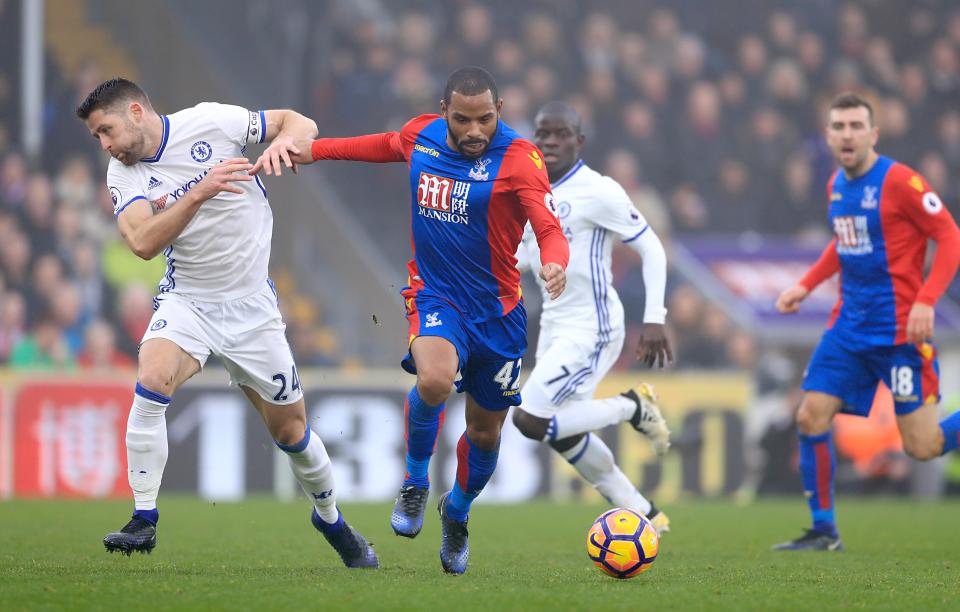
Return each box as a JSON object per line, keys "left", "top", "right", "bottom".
{"left": 890, "top": 366, "right": 914, "bottom": 396}
{"left": 273, "top": 365, "right": 301, "bottom": 402}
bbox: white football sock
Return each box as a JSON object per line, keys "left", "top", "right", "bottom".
{"left": 126, "top": 385, "right": 170, "bottom": 511}
{"left": 278, "top": 428, "right": 339, "bottom": 524}
{"left": 547, "top": 396, "right": 635, "bottom": 441}
{"left": 558, "top": 433, "right": 652, "bottom": 515}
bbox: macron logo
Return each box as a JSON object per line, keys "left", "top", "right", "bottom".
{"left": 147, "top": 176, "right": 162, "bottom": 191}
{"left": 425, "top": 313, "right": 442, "bottom": 328}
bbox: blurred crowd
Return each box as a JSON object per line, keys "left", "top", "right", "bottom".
{"left": 3, "top": 0, "right": 960, "bottom": 373}
{"left": 312, "top": 0, "right": 960, "bottom": 238}
{"left": 304, "top": 0, "right": 960, "bottom": 370}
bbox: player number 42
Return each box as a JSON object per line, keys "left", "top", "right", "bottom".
{"left": 494, "top": 359, "right": 522, "bottom": 391}
{"left": 890, "top": 366, "right": 914, "bottom": 396}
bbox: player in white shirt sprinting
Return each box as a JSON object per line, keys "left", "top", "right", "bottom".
{"left": 76, "top": 78, "right": 377, "bottom": 567}
{"left": 514, "top": 102, "right": 672, "bottom": 532}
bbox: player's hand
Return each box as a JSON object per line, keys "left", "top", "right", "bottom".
{"left": 193, "top": 158, "right": 254, "bottom": 201}
{"left": 250, "top": 137, "right": 314, "bottom": 176}
{"left": 637, "top": 323, "right": 673, "bottom": 368}
{"left": 775, "top": 285, "right": 809, "bottom": 314}
{"left": 906, "top": 302, "right": 935, "bottom": 343}
{"left": 540, "top": 263, "right": 566, "bottom": 300}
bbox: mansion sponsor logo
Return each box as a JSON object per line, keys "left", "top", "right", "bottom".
{"left": 833, "top": 214, "right": 873, "bottom": 255}
{"left": 417, "top": 172, "right": 470, "bottom": 225}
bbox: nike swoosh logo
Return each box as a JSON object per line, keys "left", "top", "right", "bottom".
{"left": 589, "top": 532, "right": 626, "bottom": 557}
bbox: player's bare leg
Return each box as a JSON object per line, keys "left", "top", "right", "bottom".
{"left": 241, "top": 387, "right": 378, "bottom": 568}
{"left": 392, "top": 336, "right": 458, "bottom": 537}
{"left": 104, "top": 338, "right": 199, "bottom": 555}
{"left": 773, "top": 391, "right": 845, "bottom": 552}
{"left": 438, "top": 394, "right": 508, "bottom": 574}
{"left": 897, "top": 403, "right": 947, "bottom": 460}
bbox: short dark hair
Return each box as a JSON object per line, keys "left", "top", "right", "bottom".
{"left": 828, "top": 92, "right": 874, "bottom": 125}
{"left": 76, "top": 78, "right": 151, "bottom": 120}
{"left": 535, "top": 101, "right": 583, "bottom": 135}
{"left": 443, "top": 66, "right": 498, "bottom": 105}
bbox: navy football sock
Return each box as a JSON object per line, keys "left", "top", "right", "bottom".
{"left": 798, "top": 431, "right": 838, "bottom": 537}
{"left": 447, "top": 432, "right": 500, "bottom": 522}
{"left": 404, "top": 386, "right": 444, "bottom": 488}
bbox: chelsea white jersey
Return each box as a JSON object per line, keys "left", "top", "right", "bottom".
{"left": 107, "top": 102, "right": 271, "bottom": 301}
{"left": 519, "top": 160, "right": 651, "bottom": 332}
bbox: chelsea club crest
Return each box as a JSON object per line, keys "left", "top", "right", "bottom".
{"left": 191, "top": 140, "right": 213, "bottom": 163}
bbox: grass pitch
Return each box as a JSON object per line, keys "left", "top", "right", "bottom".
{"left": 1, "top": 497, "right": 957, "bottom": 611}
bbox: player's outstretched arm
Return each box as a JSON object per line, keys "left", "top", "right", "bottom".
{"left": 119, "top": 158, "right": 253, "bottom": 259}
{"left": 249, "top": 110, "right": 319, "bottom": 176}
{"left": 778, "top": 238, "right": 839, "bottom": 314}
{"left": 775, "top": 285, "right": 810, "bottom": 314}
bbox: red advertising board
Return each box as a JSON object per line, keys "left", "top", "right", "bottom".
{"left": 13, "top": 381, "right": 131, "bottom": 498}
{"left": 0, "top": 390, "right": 9, "bottom": 498}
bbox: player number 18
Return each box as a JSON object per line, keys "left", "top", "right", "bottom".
{"left": 890, "top": 366, "right": 914, "bottom": 396}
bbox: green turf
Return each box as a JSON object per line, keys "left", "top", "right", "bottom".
{"left": 0, "top": 497, "right": 957, "bottom": 611}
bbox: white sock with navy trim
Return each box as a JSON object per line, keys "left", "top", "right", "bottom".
{"left": 277, "top": 428, "right": 339, "bottom": 524}
{"left": 127, "top": 383, "right": 171, "bottom": 513}
{"left": 558, "top": 433, "right": 652, "bottom": 515}
{"left": 548, "top": 396, "right": 635, "bottom": 442}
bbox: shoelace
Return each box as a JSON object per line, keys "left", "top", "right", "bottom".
{"left": 120, "top": 518, "right": 152, "bottom": 534}
{"left": 399, "top": 487, "right": 428, "bottom": 515}
{"left": 442, "top": 516, "right": 468, "bottom": 548}
{"left": 333, "top": 527, "right": 365, "bottom": 558}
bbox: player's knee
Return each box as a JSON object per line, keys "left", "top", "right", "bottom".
{"left": 512, "top": 409, "right": 548, "bottom": 441}
{"left": 416, "top": 370, "right": 455, "bottom": 406}
{"left": 272, "top": 417, "right": 308, "bottom": 447}
{"left": 549, "top": 434, "right": 586, "bottom": 454}
{"left": 466, "top": 426, "right": 502, "bottom": 451}
{"left": 902, "top": 436, "right": 941, "bottom": 461}
{"left": 795, "top": 402, "right": 832, "bottom": 435}
{"left": 137, "top": 369, "right": 177, "bottom": 397}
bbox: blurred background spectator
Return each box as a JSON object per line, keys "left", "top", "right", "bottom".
{"left": 2, "top": 0, "right": 960, "bottom": 376}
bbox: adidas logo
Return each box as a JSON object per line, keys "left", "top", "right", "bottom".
{"left": 147, "top": 176, "right": 162, "bottom": 190}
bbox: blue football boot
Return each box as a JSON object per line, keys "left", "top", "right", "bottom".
{"left": 772, "top": 528, "right": 844, "bottom": 551}
{"left": 103, "top": 515, "right": 157, "bottom": 556}
{"left": 311, "top": 508, "right": 380, "bottom": 568}
{"left": 391, "top": 484, "right": 430, "bottom": 538}
{"left": 437, "top": 492, "right": 469, "bottom": 575}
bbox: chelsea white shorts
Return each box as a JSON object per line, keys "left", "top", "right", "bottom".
{"left": 141, "top": 281, "right": 303, "bottom": 405}
{"left": 520, "top": 323, "right": 625, "bottom": 418}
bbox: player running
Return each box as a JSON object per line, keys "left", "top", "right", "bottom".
{"left": 772, "top": 93, "right": 960, "bottom": 551}
{"left": 76, "top": 78, "right": 378, "bottom": 568}
{"left": 265, "top": 67, "right": 569, "bottom": 574}
{"left": 512, "top": 102, "right": 672, "bottom": 533}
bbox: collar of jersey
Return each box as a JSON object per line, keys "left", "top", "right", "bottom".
{"left": 551, "top": 158, "right": 584, "bottom": 188}
{"left": 140, "top": 115, "right": 170, "bottom": 163}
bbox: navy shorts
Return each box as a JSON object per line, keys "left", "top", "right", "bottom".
{"left": 401, "top": 289, "right": 526, "bottom": 411}
{"left": 802, "top": 327, "right": 940, "bottom": 417}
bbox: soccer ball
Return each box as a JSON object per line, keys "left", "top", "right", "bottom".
{"left": 586, "top": 508, "right": 660, "bottom": 579}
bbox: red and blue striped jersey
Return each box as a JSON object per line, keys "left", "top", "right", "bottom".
{"left": 800, "top": 155, "right": 960, "bottom": 345}
{"left": 311, "top": 114, "right": 568, "bottom": 323}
